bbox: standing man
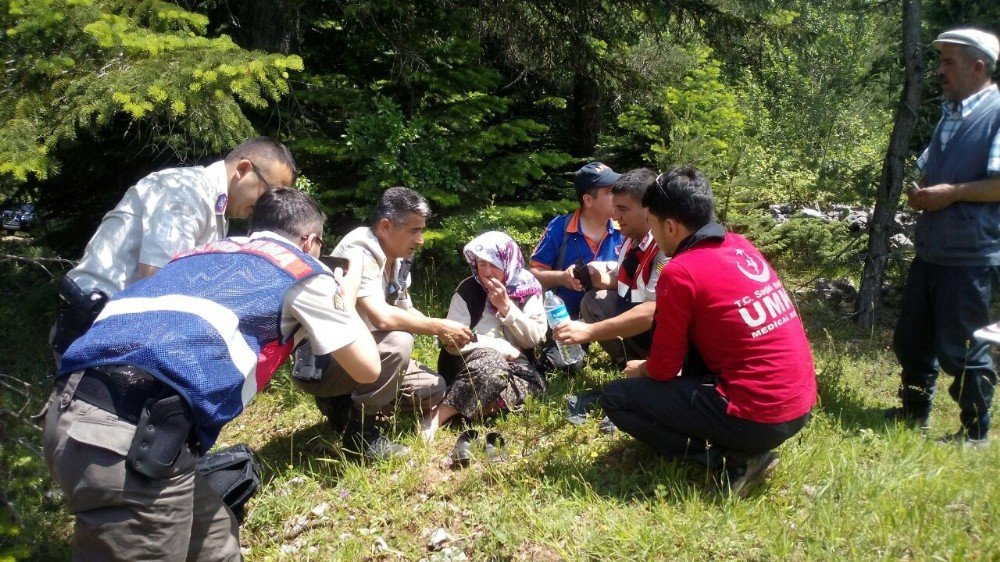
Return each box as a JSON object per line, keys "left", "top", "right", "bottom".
{"left": 44, "top": 188, "right": 379, "bottom": 560}
{"left": 292, "top": 187, "right": 471, "bottom": 459}
{"left": 552, "top": 168, "right": 668, "bottom": 368}
{"left": 888, "top": 28, "right": 1000, "bottom": 446}
{"left": 600, "top": 166, "right": 815, "bottom": 496}
{"left": 50, "top": 137, "right": 297, "bottom": 356}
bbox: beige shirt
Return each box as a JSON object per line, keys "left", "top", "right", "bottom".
{"left": 445, "top": 290, "right": 546, "bottom": 361}
{"left": 241, "top": 232, "right": 361, "bottom": 356}
{"left": 331, "top": 227, "right": 413, "bottom": 330}
{"left": 68, "top": 161, "right": 230, "bottom": 295}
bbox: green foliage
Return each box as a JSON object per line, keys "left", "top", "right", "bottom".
{"left": 289, "top": 2, "right": 573, "bottom": 216}
{"left": 0, "top": 0, "right": 302, "bottom": 186}
{"left": 421, "top": 199, "right": 576, "bottom": 268}
{"left": 739, "top": 212, "right": 864, "bottom": 278}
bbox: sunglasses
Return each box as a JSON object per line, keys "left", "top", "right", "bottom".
{"left": 251, "top": 163, "right": 278, "bottom": 191}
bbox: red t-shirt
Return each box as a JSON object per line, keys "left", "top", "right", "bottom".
{"left": 646, "top": 232, "right": 816, "bottom": 424}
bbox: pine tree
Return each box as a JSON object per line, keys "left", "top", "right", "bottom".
{"left": 0, "top": 0, "right": 303, "bottom": 187}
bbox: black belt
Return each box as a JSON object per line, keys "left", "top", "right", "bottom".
{"left": 55, "top": 365, "right": 173, "bottom": 425}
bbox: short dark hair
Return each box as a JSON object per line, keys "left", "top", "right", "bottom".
{"left": 611, "top": 168, "right": 658, "bottom": 201}
{"left": 251, "top": 188, "right": 326, "bottom": 240}
{"left": 641, "top": 165, "right": 714, "bottom": 230}
{"left": 225, "top": 136, "right": 298, "bottom": 185}
{"left": 371, "top": 186, "right": 431, "bottom": 226}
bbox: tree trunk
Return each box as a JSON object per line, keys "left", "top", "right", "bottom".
{"left": 853, "top": 0, "right": 923, "bottom": 329}
{"left": 570, "top": 71, "right": 600, "bottom": 158}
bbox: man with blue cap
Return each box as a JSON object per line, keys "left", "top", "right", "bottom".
{"left": 888, "top": 27, "right": 1000, "bottom": 447}
{"left": 529, "top": 162, "right": 624, "bottom": 318}
{"left": 529, "top": 162, "right": 624, "bottom": 371}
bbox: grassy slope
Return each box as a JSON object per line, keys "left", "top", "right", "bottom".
{"left": 2, "top": 236, "right": 998, "bottom": 560}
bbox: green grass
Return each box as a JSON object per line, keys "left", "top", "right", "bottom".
{"left": 2, "top": 235, "right": 999, "bottom": 560}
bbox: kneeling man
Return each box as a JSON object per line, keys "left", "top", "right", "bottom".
{"left": 293, "top": 187, "right": 471, "bottom": 459}
{"left": 553, "top": 168, "right": 668, "bottom": 367}
{"left": 601, "top": 165, "right": 816, "bottom": 495}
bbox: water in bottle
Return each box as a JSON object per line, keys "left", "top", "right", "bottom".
{"left": 543, "top": 291, "right": 585, "bottom": 365}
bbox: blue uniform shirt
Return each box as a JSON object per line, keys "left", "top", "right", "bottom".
{"left": 529, "top": 209, "right": 622, "bottom": 317}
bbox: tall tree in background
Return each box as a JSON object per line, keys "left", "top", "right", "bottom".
{"left": 0, "top": 0, "right": 302, "bottom": 191}
{"left": 854, "top": 0, "right": 923, "bottom": 329}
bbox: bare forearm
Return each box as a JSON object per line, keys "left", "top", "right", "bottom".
{"left": 952, "top": 176, "right": 1000, "bottom": 203}
{"left": 587, "top": 301, "right": 655, "bottom": 341}
{"left": 529, "top": 267, "right": 564, "bottom": 289}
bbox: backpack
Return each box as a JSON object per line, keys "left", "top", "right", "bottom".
{"left": 196, "top": 443, "right": 262, "bottom": 522}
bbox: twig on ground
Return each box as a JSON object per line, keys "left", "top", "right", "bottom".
{"left": 0, "top": 372, "right": 32, "bottom": 388}
{"left": 0, "top": 378, "right": 31, "bottom": 400}
{"left": 0, "top": 252, "right": 73, "bottom": 278}
{"left": 0, "top": 408, "right": 41, "bottom": 430}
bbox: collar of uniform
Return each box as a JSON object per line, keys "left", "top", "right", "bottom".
{"left": 206, "top": 160, "right": 229, "bottom": 216}
{"left": 637, "top": 230, "right": 655, "bottom": 252}
{"left": 565, "top": 209, "right": 617, "bottom": 235}
{"left": 943, "top": 83, "right": 998, "bottom": 118}
{"left": 345, "top": 227, "right": 404, "bottom": 281}
{"left": 248, "top": 230, "right": 298, "bottom": 247}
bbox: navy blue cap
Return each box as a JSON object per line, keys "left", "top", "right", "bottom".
{"left": 574, "top": 162, "right": 621, "bottom": 194}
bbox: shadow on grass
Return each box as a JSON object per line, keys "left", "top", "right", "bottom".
{"left": 255, "top": 420, "right": 351, "bottom": 486}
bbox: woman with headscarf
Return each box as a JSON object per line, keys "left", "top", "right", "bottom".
{"left": 420, "top": 231, "right": 547, "bottom": 442}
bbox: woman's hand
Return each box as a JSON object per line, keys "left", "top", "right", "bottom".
{"left": 485, "top": 277, "right": 511, "bottom": 317}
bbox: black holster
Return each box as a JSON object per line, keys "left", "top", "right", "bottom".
{"left": 52, "top": 276, "right": 108, "bottom": 353}
{"left": 126, "top": 394, "right": 195, "bottom": 479}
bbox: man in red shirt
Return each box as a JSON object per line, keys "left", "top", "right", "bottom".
{"left": 600, "top": 165, "right": 816, "bottom": 495}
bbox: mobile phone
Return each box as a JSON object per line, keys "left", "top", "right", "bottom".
{"left": 319, "top": 255, "right": 350, "bottom": 272}
{"left": 573, "top": 261, "right": 594, "bottom": 291}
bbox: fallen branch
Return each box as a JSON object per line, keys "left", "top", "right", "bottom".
{"left": 0, "top": 252, "right": 74, "bottom": 278}
{"left": 0, "top": 408, "right": 41, "bottom": 430}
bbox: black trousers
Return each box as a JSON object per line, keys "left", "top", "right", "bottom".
{"left": 601, "top": 375, "right": 809, "bottom": 469}
{"left": 892, "top": 257, "right": 999, "bottom": 439}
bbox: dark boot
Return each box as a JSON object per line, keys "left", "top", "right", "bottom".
{"left": 342, "top": 412, "right": 410, "bottom": 460}
{"left": 315, "top": 395, "right": 352, "bottom": 434}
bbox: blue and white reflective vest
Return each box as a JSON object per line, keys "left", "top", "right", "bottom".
{"left": 60, "top": 235, "right": 329, "bottom": 452}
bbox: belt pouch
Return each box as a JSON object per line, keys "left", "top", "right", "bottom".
{"left": 126, "top": 394, "right": 193, "bottom": 479}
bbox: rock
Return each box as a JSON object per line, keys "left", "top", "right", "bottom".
{"left": 812, "top": 277, "right": 858, "bottom": 306}
{"left": 890, "top": 233, "right": 912, "bottom": 249}
{"left": 428, "top": 528, "right": 454, "bottom": 551}
{"left": 799, "top": 207, "right": 828, "bottom": 221}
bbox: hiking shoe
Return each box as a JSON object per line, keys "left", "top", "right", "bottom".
{"left": 315, "top": 395, "right": 352, "bottom": 434}
{"left": 937, "top": 430, "right": 989, "bottom": 450}
{"left": 883, "top": 406, "right": 930, "bottom": 430}
{"left": 343, "top": 418, "right": 410, "bottom": 461}
{"left": 598, "top": 415, "right": 617, "bottom": 434}
{"left": 721, "top": 451, "right": 780, "bottom": 498}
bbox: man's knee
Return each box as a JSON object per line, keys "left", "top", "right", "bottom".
{"left": 580, "top": 290, "right": 615, "bottom": 324}
{"left": 379, "top": 331, "right": 415, "bottom": 361}
{"left": 600, "top": 378, "right": 634, "bottom": 414}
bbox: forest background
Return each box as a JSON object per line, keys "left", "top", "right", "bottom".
{"left": 2, "top": 0, "right": 1000, "bottom": 559}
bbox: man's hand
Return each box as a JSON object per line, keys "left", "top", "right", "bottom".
{"left": 587, "top": 262, "right": 613, "bottom": 289}
{"left": 484, "top": 277, "right": 511, "bottom": 317}
{"left": 435, "top": 318, "right": 474, "bottom": 348}
{"left": 624, "top": 360, "right": 646, "bottom": 379}
{"left": 552, "top": 319, "right": 594, "bottom": 345}
{"left": 562, "top": 264, "right": 584, "bottom": 291}
{"left": 909, "top": 183, "right": 957, "bottom": 212}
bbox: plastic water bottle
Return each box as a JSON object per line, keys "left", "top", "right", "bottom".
{"left": 543, "top": 291, "right": 585, "bottom": 365}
